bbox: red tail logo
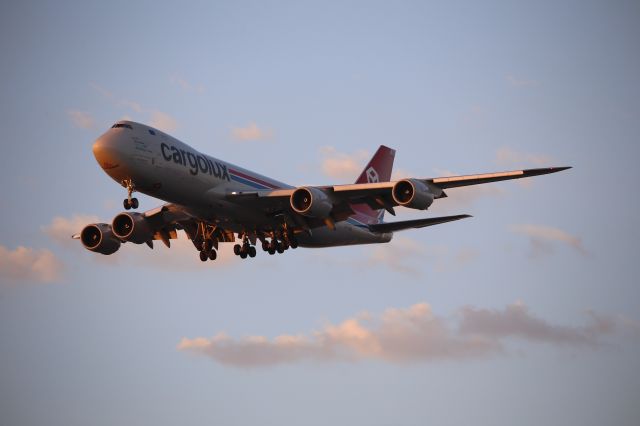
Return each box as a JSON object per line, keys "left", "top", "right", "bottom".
{"left": 351, "top": 145, "right": 395, "bottom": 224}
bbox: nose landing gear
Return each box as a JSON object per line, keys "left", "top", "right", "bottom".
{"left": 122, "top": 179, "right": 139, "bottom": 210}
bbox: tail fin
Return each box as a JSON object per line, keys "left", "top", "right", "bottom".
{"left": 351, "top": 145, "right": 396, "bottom": 224}
{"left": 354, "top": 145, "right": 395, "bottom": 184}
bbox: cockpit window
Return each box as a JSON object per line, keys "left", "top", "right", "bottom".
{"left": 111, "top": 123, "right": 133, "bottom": 129}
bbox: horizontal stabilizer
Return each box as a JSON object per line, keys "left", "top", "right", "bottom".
{"left": 368, "top": 214, "right": 471, "bottom": 233}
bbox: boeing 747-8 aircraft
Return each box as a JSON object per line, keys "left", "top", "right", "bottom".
{"left": 75, "top": 121, "right": 570, "bottom": 261}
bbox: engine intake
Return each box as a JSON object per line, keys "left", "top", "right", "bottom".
{"left": 290, "top": 187, "right": 333, "bottom": 217}
{"left": 392, "top": 179, "right": 434, "bottom": 210}
{"left": 112, "top": 212, "right": 154, "bottom": 244}
{"left": 80, "top": 223, "right": 121, "bottom": 255}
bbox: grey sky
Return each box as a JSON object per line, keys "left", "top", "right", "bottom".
{"left": 1, "top": 1, "right": 639, "bottom": 425}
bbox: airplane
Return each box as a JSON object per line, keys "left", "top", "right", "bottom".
{"left": 75, "top": 120, "right": 570, "bottom": 262}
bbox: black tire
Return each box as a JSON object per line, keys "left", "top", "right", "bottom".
{"left": 123, "top": 199, "right": 130, "bottom": 210}
{"left": 268, "top": 248, "right": 276, "bottom": 255}
{"left": 233, "top": 244, "right": 241, "bottom": 255}
{"left": 240, "top": 252, "right": 247, "bottom": 259}
{"left": 131, "top": 198, "right": 139, "bottom": 209}
{"left": 261, "top": 241, "right": 269, "bottom": 251}
{"left": 199, "top": 251, "right": 208, "bottom": 262}
{"left": 290, "top": 238, "right": 298, "bottom": 249}
{"left": 249, "top": 246, "right": 256, "bottom": 257}
{"left": 209, "top": 250, "right": 217, "bottom": 261}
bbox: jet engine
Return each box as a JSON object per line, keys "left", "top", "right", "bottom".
{"left": 290, "top": 187, "right": 333, "bottom": 217}
{"left": 80, "top": 223, "right": 121, "bottom": 255}
{"left": 112, "top": 212, "right": 154, "bottom": 244}
{"left": 392, "top": 179, "right": 434, "bottom": 210}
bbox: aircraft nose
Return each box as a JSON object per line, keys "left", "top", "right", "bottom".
{"left": 92, "top": 134, "right": 123, "bottom": 171}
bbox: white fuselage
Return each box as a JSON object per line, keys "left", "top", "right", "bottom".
{"left": 92, "top": 122, "right": 392, "bottom": 247}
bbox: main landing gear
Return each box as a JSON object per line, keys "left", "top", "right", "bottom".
{"left": 122, "top": 179, "right": 139, "bottom": 210}
{"left": 197, "top": 239, "right": 218, "bottom": 262}
{"left": 261, "top": 233, "right": 298, "bottom": 255}
{"left": 233, "top": 238, "right": 256, "bottom": 260}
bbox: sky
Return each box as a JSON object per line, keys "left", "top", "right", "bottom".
{"left": 1, "top": 0, "right": 639, "bottom": 425}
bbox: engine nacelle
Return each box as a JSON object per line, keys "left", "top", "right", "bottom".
{"left": 290, "top": 187, "right": 333, "bottom": 217}
{"left": 80, "top": 223, "right": 121, "bottom": 255}
{"left": 392, "top": 179, "right": 434, "bottom": 210}
{"left": 112, "top": 212, "right": 154, "bottom": 244}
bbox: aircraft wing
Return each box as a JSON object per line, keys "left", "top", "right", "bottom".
{"left": 226, "top": 167, "right": 571, "bottom": 219}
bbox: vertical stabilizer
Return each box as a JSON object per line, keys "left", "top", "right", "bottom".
{"left": 351, "top": 145, "right": 396, "bottom": 224}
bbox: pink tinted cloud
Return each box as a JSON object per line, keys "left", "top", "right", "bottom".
{"left": 509, "top": 224, "right": 588, "bottom": 257}
{"left": 319, "top": 146, "right": 370, "bottom": 180}
{"left": 0, "top": 244, "right": 64, "bottom": 284}
{"left": 178, "top": 302, "right": 614, "bottom": 368}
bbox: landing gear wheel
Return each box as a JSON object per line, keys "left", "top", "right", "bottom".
{"left": 122, "top": 179, "right": 137, "bottom": 210}
{"left": 268, "top": 247, "right": 276, "bottom": 255}
{"left": 290, "top": 239, "right": 298, "bottom": 249}
{"left": 208, "top": 250, "right": 217, "bottom": 261}
{"left": 276, "top": 242, "right": 285, "bottom": 254}
{"left": 199, "top": 251, "right": 208, "bottom": 262}
{"left": 261, "top": 241, "right": 269, "bottom": 251}
{"left": 240, "top": 251, "right": 248, "bottom": 259}
{"left": 233, "top": 244, "right": 241, "bottom": 255}
{"left": 249, "top": 246, "right": 256, "bottom": 258}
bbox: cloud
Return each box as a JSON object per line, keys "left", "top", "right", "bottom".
{"left": 368, "top": 237, "right": 478, "bottom": 276}
{"left": 495, "top": 147, "right": 554, "bottom": 168}
{"left": 509, "top": 224, "right": 588, "bottom": 257}
{"left": 90, "top": 83, "right": 178, "bottom": 132}
{"left": 150, "top": 111, "right": 178, "bottom": 132}
{"left": 120, "top": 99, "right": 143, "bottom": 113}
{"left": 42, "top": 214, "right": 100, "bottom": 246}
{"left": 506, "top": 74, "right": 538, "bottom": 87}
{"left": 368, "top": 237, "right": 428, "bottom": 277}
{"left": 319, "top": 146, "right": 370, "bottom": 180}
{"left": 428, "top": 168, "right": 505, "bottom": 214}
{"left": 170, "top": 74, "right": 205, "bottom": 93}
{"left": 231, "top": 123, "right": 272, "bottom": 142}
{"left": 458, "top": 302, "right": 611, "bottom": 346}
{"left": 465, "top": 104, "right": 487, "bottom": 120}
{"left": 178, "top": 302, "right": 615, "bottom": 368}
{"left": 68, "top": 110, "right": 96, "bottom": 129}
{"left": 0, "top": 244, "right": 64, "bottom": 284}
{"left": 390, "top": 167, "right": 414, "bottom": 181}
